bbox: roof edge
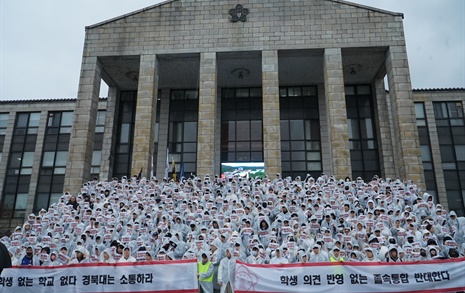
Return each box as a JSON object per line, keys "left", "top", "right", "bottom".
{"left": 86, "top": 0, "right": 178, "bottom": 30}
{"left": 0, "top": 97, "right": 108, "bottom": 104}
{"left": 328, "top": 0, "right": 404, "bottom": 18}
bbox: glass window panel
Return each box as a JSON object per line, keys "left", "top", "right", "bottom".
{"left": 291, "top": 161, "right": 306, "bottom": 171}
{"left": 307, "top": 162, "right": 322, "bottom": 171}
{"left": 433, "top": 103, "right": 448, "bottom": 118}
{"left": 236, "top": 152, "right": 250, "bottom": 161}
{"left": 29, "top": 113, "right": 41, "bottom": 127}
{"left": 20, "top": 168, "right": 32, "bottom": 175}
{"left": 15, "top": 193, "right": 28, "bottom": 210}
{"left": 281, "top": 141, "right": 290, "bottom": 151}
{"left": 414, "top": 103, "right": 425, "bottom": 119}
{"left": 251, "top": 141, "right": 262, "bottom": 152}
{"left": 184, "top": 163, "right": 196, "bottom": 173}
{"left": 55, "top": 151, "right": 68, "bottom": 166}
{"left": 307, "top": 152, "right": 321, "bottom": 161}
{"left": 22, "top": 152, "right": 34, "bottom": 167}
{"left": 183, "top": 153, "right": 196, "bottom": 162}
{"left": 345, "top": 86, "right": 355, "bottom": 95}
{"left": 357, "top": 85, "right": 371, "bottom": 95}
{"left": 423, "top": 162, "right": 433, "bottom": 170}
{"left": 292, "top": 151, "right": 305, "bottom": 161}
{"left": 35, "top": 193, "right": 50, "bottom": 212}
{"left": 17, "top": 113, "right": 29, "bottom": 128}
{"left": 9, "top": 152, "right": 22, "bottom": 168}
{"left": 289, "top": 120, "right": 304, "bottom": 140}
{"left": 50, "top": 193, "right": 62, "bottom": 205}
{"left": 91, "top": 150, "right": 102, "bottom": 166}
{"left": 27, "top": 128, "right": 38, "bottom": 135}
{"left": 251, "top": 152, "right": 263, "bottom": 162}
{"left": 236, "top": 88, "right": 249, "bottom": 98}
{"left": 185, "top": 90, "right": 198, "bottom": 100}
{"left": 306, "top": 141, "right": 320, "bottom": 151}
{"left": 227, "top": 142, "right": 235, "bottom": 152}
{"left": 250, "top": 121, "right": 262, "bottom": 141}
{"left": 120, "top": 124, "right": 130, "bottom": 143}
{"left": 183, "top": 122, "right": 198, "bottom": 142}
{"left": 302, "top": 87, "right": 317, "bottom": 96}
{"left": 42, "top": 152, "right": 55, "bottom": 167}
{"left": 280, "top": 88, "right": 287, "bottom": 97}
{"left": 448, "top": 103, "right": 463, "bottom": 118}
{"left": 61, "top": 112, "right": 74, "bottom": 126}
{"left": 236, "top": 121, "right": 250, "bottom": 141}
{"left": 280, "top": 121, "right": 289, "bottom": 140}
{"left": 291, "top": 141, "right": 305, "bottom": 151}
{"left": 0, "top": 113, "right": 8, "bottom": 128}
{"left": 249, "top": 88, "right": 262, "bottom": 98}
{"left": 54, "top": 167, "right": 66, "bottom": 174}
{"left": 420, "top": 145, "right": 432, "bottom": 161}
{"left": 281, "top": 151, "right": 290, "bottom": 161}
{"left": 282, "top": 161, "right": 291, "bottom": 171}
{"left": 348, "top": 119, "right": 359, "bottom": 139}
{"left": 184, "top": 143, "right": 196, "bottom": 152}
{"left": 455, "top": 145, "right": 465, "bottom": 161}
{"left": 443, "top": 162, "right": 457, "bottom": 170}
{"left": 91, "top": 167, "right": 100, "bottom": 174}
{"left": 227, "top": 121, "right": 236, "bottom": 141}
{"left": 236, "top": 142, "right": 250, "bottom": 152}
{"left": 364, "top": 118, "right": 374, "bottom": 139}
{"left": 96, "top": 111, "right": 106, "bottom": 125}
{"left": 60, "top": 126, "right": 72, "bottom": 134}
{"left": 416, "top": 120, "right": 426, "bottom": 127}
{"left": 450, "top": 119, "right": 464, "bottom": 126}
{"left": 440, "top": 145, "right": 455, "bottom": 162}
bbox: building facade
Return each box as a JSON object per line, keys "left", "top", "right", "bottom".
{"left": 0, "top": 0, "right": 464, "bottom": 230}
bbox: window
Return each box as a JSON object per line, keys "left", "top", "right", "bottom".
{"left": 221, "top": 88, "right": 263, "bottom": 164}
{"left": 169, "top": 90, "right": 199, "bottom": 176}
{"left": 434, "top": 101, "right": 465, "bottom": 216}
{"left": 2, "top": 112, "right": 40, "bottom": 218}
{"left": 95, "top": 111, "right": 106, "bottom": 133}
{"left": 91, "top": 150, "right": 102, "bottom": 174}
{"left": 113, "top": 91, "right": 136, "bottom": 179}
{"left": 280, "top": 86, "right": 321, "bottom": 178}
{"left": 345, "top": 85, "right": 380, "bottom": 180}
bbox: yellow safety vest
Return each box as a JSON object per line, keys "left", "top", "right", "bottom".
{"left": 198, "top": 261, "right": 213, "bottom": 282}
{"left": 330, "top": 256, "right": 344, "bottom": 262}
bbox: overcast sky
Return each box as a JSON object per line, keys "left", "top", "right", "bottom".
{"left": 0, "top": 0, "right": 464, "bottom": 100}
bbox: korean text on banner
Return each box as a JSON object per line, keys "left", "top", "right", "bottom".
{"left": 235, "top": 258, "right": 465, "bottom": 293}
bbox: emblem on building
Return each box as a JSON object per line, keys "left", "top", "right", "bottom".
{"left": 229, "top": 4, "right": 249, "bottom": 22}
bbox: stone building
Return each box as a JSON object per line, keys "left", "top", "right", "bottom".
{"left": 0, "top": 0, "right": 464, "bottom": 230}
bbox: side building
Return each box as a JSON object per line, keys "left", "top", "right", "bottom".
{"left": 0, "top": 0, "right": 464, "bottom": 232}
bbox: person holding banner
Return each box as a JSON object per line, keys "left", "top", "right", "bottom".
{"left": 198, "top": 252, "right": 214, "bottom": 293}
{"left": 20, "top": 246, "right": 34, "bottom": 266}
{"left": 218, "top": 248, "right": 236, "bottom": 293}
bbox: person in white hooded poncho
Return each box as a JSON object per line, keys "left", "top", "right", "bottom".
{"left": 218, "top": 248, "right": 236, "bottom": 293}
{"left": 100, "top": 248, "right": 116, "bottom": 264}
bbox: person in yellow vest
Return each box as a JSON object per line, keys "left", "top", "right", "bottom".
{"left": 329, "top": 247, "right": 344, "bottom": 262}
{"left": 198, "top": 252, "right": 214, "bottom": 293}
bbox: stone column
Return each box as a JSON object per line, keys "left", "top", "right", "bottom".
{"left": 373, "top": 78, "right": 396, "bottom": 179}
{"left": 197, "top": 52, "right": 217, "bottom": 178}
{"left": 131, "top": 55, "right": 159, "bottom": 179}
{"left": 100, "top": 86, "right": 118, "bottom": 180}
{"left": 156, "top": 89, "right": 170, "bottom": 178}
{"left": 64, "top": 56, "right": 102, "bottom": 194}
{"left": 386, "top": 45, "right": 425, "bottom": 188}
{"left": 323, "top": 48, "right": 351, "bottom": 179}
{"left": 262, "top": 50, "right": 281, "bottom": 176}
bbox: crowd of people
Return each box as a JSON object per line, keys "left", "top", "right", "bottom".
{"left": 1, "top": 173, "right": 465, "bottom": 292}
